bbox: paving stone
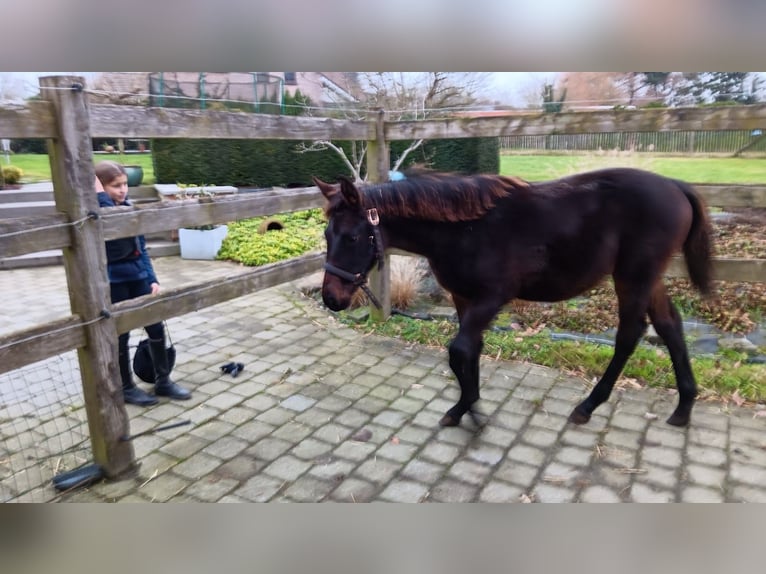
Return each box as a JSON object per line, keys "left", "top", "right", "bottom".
{"left": 421, "top": 443, "right": 462, "bottom": 465}
{"left": 135, "top": 473, "right": 189, "bottom": 502}
{"left": 282, "top": 476, "right": 337, "bottom": 502}
{"left": 610, "top": 412, "right": 650, "bottom": 433}
{"left": 291, "top": 438, "right": 334, "bottom": 460}
{"left": 332, "top": 441, "right": 377, "bottom": 462}
{"left": 334, "top": 408, "right": 372, "bottom": 428}
{"left": 641, "top": 446, "right": 683, "bottom": 468}
{"left": 466, "top": 445, "right": 505, "bottom": 466}
{"left": 401, "top": 458, "right": 445, "bottom": 484}
{"left": 560, "top": 427, "right": 601, "bottom": 449}
{"left": 507, "top": 444, "right": 547, "bottom": 467}
{"left": 684, "top": 463, "right": 727, "bottom": 489}
{"left": 202, "top": 436, "right": 249, "bottom": 461}
{"left": 518, "top": 426, "right": 560, "bottom": 449}
{"left": 493, "top": 461, "right": 539, "bottom": 488}
{"left": 280, "top": 394, "right": 317, "bottom": 412}
{"left": 379, "top": 479, "right": 430, "bottom": 502}
{"left": 396, "top": 425, "right": 436, "bottom": 446}
{"left": 630, "top": 482, "right": 675, "bottom": 503}
{"left": 479, "top": 480, "right": 524, "bottom": 502}
{"left": 214, "top": 456, "right": 263, "bottom": 482}
{"left": 247, "top": 437, "right": 294, "bottom": 462}
{"left": 728, "top": 484, "right": 766, "bottom": 503}
{"left": 729, "top": 462, "right": 766, "bottom": 487}
{"left": 448, "top": 460, "right": 492, "bottom": 486}
{"left": 579, "top": 485, "right": 622, "bottom": 503}
{"left": 235, "top": 475, "right": 284, "bottom": 502}
{"left": 681, "top": 486, "right": 725, "bottom": 502}
{"left": 427, "top": 479, "right": 478, "bottom": 502}
{"left": 376, "top": 441, "right": 419, "bottom": 464}
{"left": 230, "top": 419, "right": 275, "bottom": 443}
{"left": 354, "top": 458, "right": 402, "bottom": 485}
{"left": 183, "top": 476, "right": 239, "bottom": 502}
{"left": 312, "top": 423, "right": 354, "bottom": 445}
{"left": 533, "top": 483, "right": 576, "bottom": 503}
{"left": 555, "top": 446, "right": 594, "bottom": 467}
{"left": 173, "top": 452, "right": 224, "bottom": 480}
{"left": 601, "top": 428, "right": 642, "bottom": 450}
{"left": 329, "top": 478, "right": 379, "bottom": 502}
{"left": 641, "top": 463, "right": 679, "bottom": 490}
{"left": 262, "top": 455, "right": 312, "bottom": 482}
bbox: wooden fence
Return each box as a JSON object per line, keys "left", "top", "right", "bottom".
{"left": 1, "top": 75, "right": 766, "bottom": 477}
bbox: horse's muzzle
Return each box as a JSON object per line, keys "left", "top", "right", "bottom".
{"left": 322, "top": 275, "right": 353, "bottom": 311}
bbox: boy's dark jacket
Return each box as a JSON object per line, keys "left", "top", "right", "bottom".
{"left": 97, "top": 191, "right": 158, "bottom": 285}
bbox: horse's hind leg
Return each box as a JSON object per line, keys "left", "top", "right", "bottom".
{"left": 647, "top": 282, "right": 697, "bottom": 426}
{"left": 569, "top": 279, "right": 651, "bottom": 425}
{"left": 440, "top": 298, "right": 498, "bottom": 428}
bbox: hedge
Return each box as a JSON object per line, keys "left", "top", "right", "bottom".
{"left": 152, "top": 136, "right": 499, "bottom": 187}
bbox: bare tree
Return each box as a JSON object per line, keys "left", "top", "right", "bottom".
{"left": 0, "top": 73, "right": 33, "bottom": 102}
{"left": 298, "top": 72, "right": 490, "bottom": 181}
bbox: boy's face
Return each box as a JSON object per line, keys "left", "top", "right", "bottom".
{"left": 103, "top": 174, "right": 129, "bottom": 204}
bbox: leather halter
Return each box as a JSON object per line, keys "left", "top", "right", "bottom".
{"left": 324, "top": 208, "right": 385, "bottom": 309}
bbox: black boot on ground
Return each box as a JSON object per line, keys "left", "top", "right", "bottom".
{"left": 149, "top": 337, "right": 192, "bottom": 400}
{"left": 119, "top": 348, "right": 158, "bottom": 406}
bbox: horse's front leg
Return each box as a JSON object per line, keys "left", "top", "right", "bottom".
{"left": 439, "top": 299, "right": 499, "bottom": 428}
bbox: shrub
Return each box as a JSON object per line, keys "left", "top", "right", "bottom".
{"left": 216, "top": 209, "right": 325, "bottom": 266}
{"left": 390, "top": 256, "right": 425, "bottom": 309}
{"left": 1, "top": 165, "right": 23, "bottom": 185}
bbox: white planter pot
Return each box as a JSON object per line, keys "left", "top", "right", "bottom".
{"left": 178, "top": 225, "right": 228, "bottom": 260}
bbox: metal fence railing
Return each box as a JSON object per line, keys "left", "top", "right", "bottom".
{"left": 500, "top": 130, "right": 766, "bottom": 154}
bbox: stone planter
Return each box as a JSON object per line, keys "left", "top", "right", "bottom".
{"left": 178, "top": 225, "right": 228, "bottom": 260}
{"left": 124, "top": 165, "right": 144, "bottom": 187}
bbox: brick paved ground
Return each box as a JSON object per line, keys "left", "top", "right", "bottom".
{"left": 2, "top": 257, "right": 765, "bottom": 502}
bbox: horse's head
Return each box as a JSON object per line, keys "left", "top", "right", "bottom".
{"left": 313, "top": 175, "right": 384, "bottom": 312}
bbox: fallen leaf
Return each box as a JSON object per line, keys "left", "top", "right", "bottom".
{"left": 390, "top": 436, "right": 400, "bottom": 445}
{"left": 350, "top": 428, "right": 372, "bottom": 442}
{"left": 617, "top": 468, "right": 647, "bottom": 475}
{"left": 410, "top": 383, "right": 424, "bottom": 390}
{"left": 644, "top": 412, "right": 659, "bottom": 420}
{"left": 754, "top": 410, "right": 766, "bottom": 418}
{"left": 519, "top": 493, "right": 535, "bottom": 503}
{"left": 732, "top": 389, "right": 746, "bottom": 407}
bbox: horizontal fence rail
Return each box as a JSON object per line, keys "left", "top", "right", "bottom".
{"left": 4, "top": 101, "right": 766, "bottom": 142}
{"left": 0, "top": 252, "right": 325, "bottom": 376}
{"left": 2, "top": 184, "right": 763, "bottom": 259}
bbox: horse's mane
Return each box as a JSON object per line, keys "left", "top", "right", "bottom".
{"left": 359, "top": 169, "right": 529, "bottom": 222}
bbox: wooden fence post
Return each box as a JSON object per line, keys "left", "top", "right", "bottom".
{"left": 366, "top": 109, "right": 391, "bottom": 321}
{"left": 40, "top": 75, "right": 135, "bottom": 477}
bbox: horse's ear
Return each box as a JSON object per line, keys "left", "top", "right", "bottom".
{"left": 337, "top": 175, "right": 362, "bottom": 208}
{"left": 313, "top": 177, "right": 338, "bottom": 201}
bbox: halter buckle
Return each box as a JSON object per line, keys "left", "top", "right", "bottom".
{"left": 367, "top": 208, "right": 380, "bottom": 226}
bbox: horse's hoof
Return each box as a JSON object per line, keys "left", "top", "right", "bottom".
{"left": 439, "top": 414, "right": 460, "bottom": 427}
{"left": 666, "top": 412, "right": 690, "bottom": 427}
{"left": 568, "top": 407, "right": 591, "bottom": 425}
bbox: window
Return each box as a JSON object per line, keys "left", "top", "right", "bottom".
{"left": 283, "top": 72, "right": 297, "bottom": 85}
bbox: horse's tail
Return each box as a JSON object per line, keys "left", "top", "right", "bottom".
{"left": 678, "top": 180, "right": 713, "bottom": 297}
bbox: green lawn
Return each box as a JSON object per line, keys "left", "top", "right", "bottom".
{"left": 5, "top": 151, "right": 766, "bottom": 186}
{"left": 500, "top": 152, "right": 766, "bottom": 184}
{"left": 3, "top": 153, "right": 155, "bottom": 184}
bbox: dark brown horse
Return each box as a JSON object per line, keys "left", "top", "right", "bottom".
{"left": 314, "top": 167, "right": 712, "bottom": 429}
